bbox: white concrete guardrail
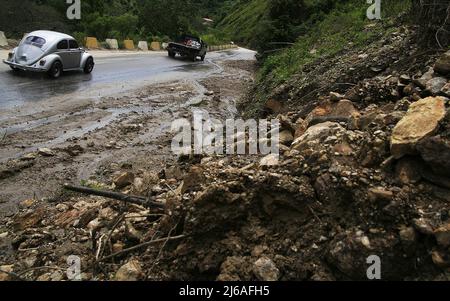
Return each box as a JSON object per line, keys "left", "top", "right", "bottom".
{"left": 0, "top": 31, "right": 8, "bottom": 47}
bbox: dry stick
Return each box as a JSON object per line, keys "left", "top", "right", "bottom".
{"left": 435, "top": 3, "right": 450, "bottom": 49}
{"left": 97, "top": 235, "right": 186, "bottom": 263}
{"left": 308, "top": 205, "right": 323, "bottom": 225}
{"left": 63, "top": 184, "right": 165, "bottom": 209}
{"left": 150, "top": 224, "right": 178, "bottom": 272}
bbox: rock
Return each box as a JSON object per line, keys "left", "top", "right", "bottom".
{"left": 65, "top": 144, "right": 84, "bottom": 156}
{"left": 431, "top": 250, "right": 450, "bottom": 268}
{"left": 434, "top": 50, "right": 450, "bottom": 75}
{"left": 413, "top": 218, "right": 434, "bottom": 235}
{"left": 0, "top": 265, "right": 13, "bottom": 281}
{"left": 265, "top": 99, "right": 284, "bottom": 114}
{"left": 260, "top": 154, "right": 279, "bottom": 167}
{"left": 426, "top": 77, "right": 447, "bottom": 95}
{"left": 292, "top": 122, "right": 345, "bottom": 151}
{"left": 56, "top": 204, "right": 69, "bottom": 212}
{"left": 390, "top": 97, "right": 447, "bottom": 159}
{"left": 13, "top": 208, "right": 46, "bottom": 231}
{"left": 414, "top": 68, "right": 435, "bottom": 89}
{"left": 22, "top": 153, "right": 37, "bottom": 160}
{"left": 417, "top": 136, "right": 450, "bottom": 177}
{"left": 420, "top": 168, "right": 450, "bottom": 189}
{"left": 37, "top": 271, "right": 64, "bottom": 281}
{"left": 329, "top": 92, "right": 344, "bottom": 102}
{"left": 434, "top": 223, "right": 450, "bottom": 247}
{"left": 113, "top": 172, "right": 135, "bottom": 189}
{"left": 105, "top": 39, "right": 119, "bottom": 50}
{"left": 204, "top": 91, "right": 214, "bottom": 96}
{"left": 75, "top": 208, "right": 98, "bottom": 228}
{"left": 399, "top": 74, "right": 411, "bottom": 85}
{"left": 399, "top": 227, "right": 417, "bottom": 243}
{"left": 0, "top": 31, "right": 7, "bottom": 47}
{"left": 165, "top": 166, "right": 183, "bottom": 180}
{"left": 293, "top": 118, "right": 307, "bottom": 139}
{"left": 395, "top": 157, "right": 422, "bottom": 184}
{"left": 137, "top": 41, "right": 148, "bottom": 51}
{"left": 441, "top": 82, "right": 450, "bottom": 97}
{"left": 115, "top": 260, "right": 144, "bottom": 281}
{"left": 112, "top": 241, "right": 125, "bottom": 253}
{"left": 19, "top": 199, "right": 35, "bottom": 208}
{"left": 279, "top": 130, "right": 294, "bottom": 146}
{"left": 38, "top": 148, "right": 55, "bottom": 157}
{"left": 176, "top": 166, "right": 205, "bottom": 195}
{"left": 253, "top": 257, "right": 280, "bottom": 281}
{"left": 368, "top": 187, "right": 394, "bottom": 202}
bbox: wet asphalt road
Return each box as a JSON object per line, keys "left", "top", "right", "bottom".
{"left": 0, "top": 48, "right": 255, "bottom": 110}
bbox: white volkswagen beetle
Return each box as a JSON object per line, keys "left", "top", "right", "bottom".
{"left": 3, "top": 30, "right": 94, "bottom": 79}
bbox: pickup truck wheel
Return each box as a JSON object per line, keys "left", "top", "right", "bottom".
{"left": 10, "top": 66, "right": 19, "bottom": 72}
{"left": 168, "top": 51, "right": 175, "bottom": 58}
{"left": 84, "top": 57, "right": 94, "bottom": 74}
{"left": 190, "top": 54, "right": 197, "bottom": 62}
{"left": 48, "top": 61, "right": 62, "bottom": 79}
{"left": 201, "top": 55, "right": 206, "bottom": 61}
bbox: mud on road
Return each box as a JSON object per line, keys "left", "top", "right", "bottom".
{"left": 0, "top": 52, "right": 256, "bottom": 218}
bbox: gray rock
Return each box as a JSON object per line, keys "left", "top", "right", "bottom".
{"left": 417, "top": 136, "right": 450, "bottom": 177}
{"left": 253, "top": 257, "right": 280, "bottom": 281}
{"left": 426, "top": 77, "right": 447, "bottom": 95}
{"left": 434, "top": 51, "right": 450, "bottom": 75}
{"left": 292, "top": 122, "right": 345, "bottom": 151}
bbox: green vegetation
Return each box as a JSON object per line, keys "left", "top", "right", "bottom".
{"left": 0, "top": 0, "right": 235, "bottom": 44}
{"left": 253, "top": 0, "right": 412, "bottom": 93}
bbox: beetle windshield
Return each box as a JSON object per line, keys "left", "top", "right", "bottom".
{"left": 23, "top": 36, "right": 46, "bottom": 48}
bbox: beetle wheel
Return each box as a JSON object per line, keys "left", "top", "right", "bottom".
{"left": 84, "top": 57, "right": 94, "bottom": 74}
{"left": 48, "top": 61, "right": 62, "bottom": 79}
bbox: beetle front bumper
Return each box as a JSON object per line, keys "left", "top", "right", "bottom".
{"left": 3, "top": 60, "right": 47, "bottom": 72}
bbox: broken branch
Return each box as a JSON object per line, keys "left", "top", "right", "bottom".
{"left": 97, "top": 234, "right": 185, "bottom": 263}
{"left": 63, "top": 184, "right": 165, "bottom": 209}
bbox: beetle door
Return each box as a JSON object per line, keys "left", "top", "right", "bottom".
{"left": 56, "top": 40, "right": 70, "bottom": 69}
{"left": 67, "top": 40, "right": 82, "bottom": 69}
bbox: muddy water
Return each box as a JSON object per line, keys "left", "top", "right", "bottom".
{"left": 0, "top": 48, "right": 256, "bottom": 216}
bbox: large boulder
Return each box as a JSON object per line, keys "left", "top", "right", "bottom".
{"left": 390, "top": 97, "right": 447, "bottom": 159}
{"left": 292, "top": 122, "right": 345, "bottom": 151}
{"left": 417, "top": 136, "right": 450, "bottom": 177}
{"left": 0, "top": 31, "right": 8, "bottom": 47}
{"left": 434, "top": 51, "right": 450, "bottom": 76}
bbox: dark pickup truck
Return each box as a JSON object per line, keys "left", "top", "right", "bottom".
{"left": 167, "top": 35, "right": 208, "bottom": 62}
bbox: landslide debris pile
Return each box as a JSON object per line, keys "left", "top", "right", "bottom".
{"left": 1, "top": 29, "right": 450, "bottom": 281}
